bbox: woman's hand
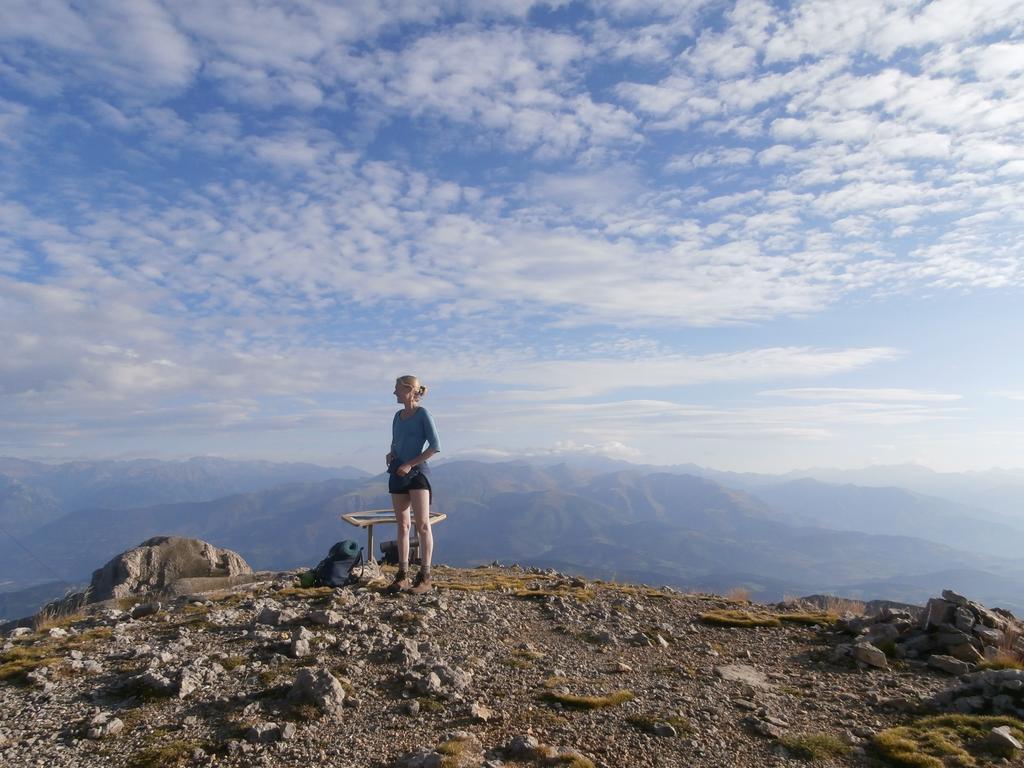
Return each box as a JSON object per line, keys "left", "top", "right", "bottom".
{"left": 396, "top": 463, "right": 413, "bottom": 477}
{"left": 386, "top": 452, "right": 395, "bottom": 467}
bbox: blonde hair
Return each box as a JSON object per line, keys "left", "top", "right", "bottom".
{"left": 396, "top": 375, "right": 428, "bottom": 400}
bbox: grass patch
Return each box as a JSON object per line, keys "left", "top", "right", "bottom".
{"left": 979, "top": 653, "right": 1024, "bottom": 671}
{"left": 0, "top": 624, "right": 114, "bottom": 685}
{"left": 700, "top": 610, "right": 782, "bottom": 628}
{"left": 257, "top": 669, "right": 280, "bottom": 686}
{"left": 432, "top": 569, "right": 595, "bottom": 602}
{"left": 437, "top": 742, "right": 464, "bottom": 755}
{"left": 778, "top": 732, "right": 851, "bottom": 761}
{"left": 0, "top": 645, "right": 63, "bottom": 684}
{"left": 552, "top": 753, "right": 596, "bottom": 767}
{"left": 127, "top": 739, "right": 204, "bottom": 768}
{"left": 651, "top": 664, "right": 696, "bottom": 678}
{"left": 69, "top": 626, "right": 114, "bottom": 645}
{"left": 872, "top": 714, "right": 1024, "bottom": 767}
{"left": 599, "top": 583, "right": 672, "bottom": 600}
{"left": 115, "top": 595, "right": 148, "bottom": 611}
{"left": 32, "top": 606, "right": 88, "bottom": 633}
{"left": 281, "top": 702, "right": 323, "bottom": 722}
{"left": 542, "top": 689, "right": 634, "bottom": 710}
{"left": 171, "top": 615, "right": 214, "bottom": 631}
{"left": 275, "top": 586, "right": 335, "bottom": 599}
{"left": 437, "top": 735, "right": 473, "bottom": 763}
{"left": 417, "top": 696, "right": 446, "bottom": 713}
{"left": 626, "top": 713, "right": 691, "bottom": 736}
{"left": 219, "top": 655, "right": 247, "bottom": 672}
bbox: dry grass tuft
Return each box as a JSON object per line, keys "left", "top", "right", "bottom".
{"left": 778, "top": 732, "right": 850, "bottom": 761}
{"left": 550, "top": 752, "right": 596, "bottom": 767}
{"left": 127, "top": 739, "right": 206, "bottom": 768}
{"left": 275, "top": 586, "right": 335, "bottom": 599}
{"left": 724, "top": 586, "right": 751, "bottom": 602}
{"left": 542, "top": 689, "right": 634, "bottom": 710}
{"left": 821, "top": 595, "right": 866, "bottom": 616}
{"left": 700, "top": 609, "right": 782, "bottom": 628}
{"left": 417, "top": 696, "right": 446, "bottom": 713}
{"left": 0, "top": 645, "right": 62, "bottom": 684}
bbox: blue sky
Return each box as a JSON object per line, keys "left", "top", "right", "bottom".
{"left": 1, "top": 0, "right": 1023, "bottom": 473}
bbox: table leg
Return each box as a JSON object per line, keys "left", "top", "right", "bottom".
{"left": 367, "top": 524, "right": 376, "bottom": 564}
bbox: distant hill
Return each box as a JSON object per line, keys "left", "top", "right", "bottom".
{"left": 776, "top": 464, "right": 1024, "bottom": 521}
{"left": 0, "top": 456, "right": 369, "bottom": 538}
{"left": 747, "top": 478, "right": 1024, "bottom": 559}
{"left": 3, "top": 459, "right": 1022, "bottom": 619}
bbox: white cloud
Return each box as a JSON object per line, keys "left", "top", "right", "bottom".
{"left": 0, "top": 97, "right": 28, "bottom": 146}
{"left": 761, "top": 388, "right": 962, "bottom": 402}
{"left": 0, "top": 0, "right": 198, "bottom": 94}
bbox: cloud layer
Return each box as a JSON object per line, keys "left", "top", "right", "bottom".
{"left": 1, "top": 0, "right": 1021, "bottom": 470}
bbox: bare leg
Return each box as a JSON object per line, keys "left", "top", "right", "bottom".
{"left": 410, "top": 489, "right": 433, "bottom": 567}
{"left": 391, "top": 494, "right": 411, "bottom": 568}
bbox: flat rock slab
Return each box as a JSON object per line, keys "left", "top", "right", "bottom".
{"left": 165, "top": 574, "right": 267, "bottom": 596}
{"left": 714, "top": 664, "right": 773, "bottom": 690}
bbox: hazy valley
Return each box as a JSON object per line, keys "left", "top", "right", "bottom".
{"left": 2, "top": 457, "right": 1023, "bottom": 621}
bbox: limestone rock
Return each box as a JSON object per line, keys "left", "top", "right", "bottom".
{"left": 986, "top": 725, "right": 1023, "bottom": 752}
{"left": 86, "top": 712, "right": 124, "bottom": 740}
{"left": 89, "top": 537, "right": 251, "bottom": 602}
{"left": 288, "top": 667, "right": 347, "bottom": 717}
{"left": 853, "top": 642, "right": 889, "bottom": 669}
{"left": 928, "top": 654, "right": 972, "bottom": 676}
{"left": 714, "top": 663, "right": 773, "bottom": 689}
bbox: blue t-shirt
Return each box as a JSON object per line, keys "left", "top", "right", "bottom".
{"left": 391, "top": 407, "right": 441, "bottom": 470}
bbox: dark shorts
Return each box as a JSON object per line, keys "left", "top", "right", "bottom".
{"left": 389, "top": 471, "right": 432, "bottom": 498}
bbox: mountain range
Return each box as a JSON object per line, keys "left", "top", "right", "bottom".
{"left": 1, "top": 455, "right": 1022, "bottom": 619}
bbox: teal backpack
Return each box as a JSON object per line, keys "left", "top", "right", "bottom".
{"left": 308, "top": 540, "right": 364, "bottom": 587}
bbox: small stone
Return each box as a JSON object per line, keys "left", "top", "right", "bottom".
{"left": 86, "top": 712, "right": 124, "bottom": 740}
{"left": 508, "top": 734, "right": 540, "bottom": 756}
{"left": 852, "top": 642, "right": 889, "bottom": 669}
{"left": 130, "top": 602, "right": 160, "bottom": 619}
{"left": 469, "top": 701, "right": 492, "bottom": 722}
{"left": 928, "top": 654, "right": 972, "bottom": 675}
{"left": 653, "top": 722, "right": 677, "bottom": 737}
{"left": 245, "top": 723, "right": 282, "bottom": 744}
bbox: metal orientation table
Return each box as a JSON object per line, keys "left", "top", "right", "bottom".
{"left": 340, "top": 508, "right": 448, "bottom": 564}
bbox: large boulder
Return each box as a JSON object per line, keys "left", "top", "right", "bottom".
{"left": 89, "top": 536, "right": 251, "bottom": 601}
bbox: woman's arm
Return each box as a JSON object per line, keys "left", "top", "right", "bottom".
{"left": 396, "top": 447, "right": 438, "bottom": 476}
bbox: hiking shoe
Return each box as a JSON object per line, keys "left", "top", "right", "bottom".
{"left": 409, "top": 570, "right": 433, "bottom": 594}
{"left": 385, "top": 571, "right": 411, "bottom": 594}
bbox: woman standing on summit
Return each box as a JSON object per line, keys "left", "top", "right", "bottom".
{"left": 385, "top": 374, "right": 441, "bottom": 594}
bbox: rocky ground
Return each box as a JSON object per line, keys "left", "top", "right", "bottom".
{"left": 1, "top": 564, "right": 1022, "bottom": 768}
